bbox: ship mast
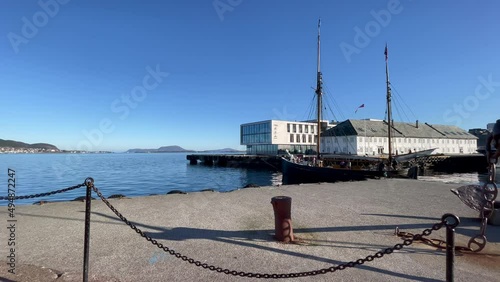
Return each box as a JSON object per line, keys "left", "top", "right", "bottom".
{"left": 315, "top": 19, "right": 323, "bottom": 162}
{"left": 385, "top": 44, "right": 393, "bottom": 164}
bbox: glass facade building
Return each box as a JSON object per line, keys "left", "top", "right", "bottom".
{"left": 240, "top": 120, "right": 320, "bottom": 155}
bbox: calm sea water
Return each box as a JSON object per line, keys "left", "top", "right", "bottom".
{"left": 1, "top": 153, "right": 497, "bottom": 206}
{"left": 1, "top": 153, "right": 281, "bottom": 206}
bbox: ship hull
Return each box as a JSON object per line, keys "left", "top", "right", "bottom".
{"left": 281, "top": 158, "right": 385, "bottom": 185}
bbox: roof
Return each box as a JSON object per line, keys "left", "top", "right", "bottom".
{"left": 322, "top": 119, "right": 477, "bottom": 139}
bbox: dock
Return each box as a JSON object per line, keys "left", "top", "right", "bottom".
{"left": 186, "top": 154, "right": 282, "bottom": 171}
{"left": 187, "top": 153, "right": 487, "bottom": 173}
{"left": 1, "top": 179, "right": 498, "bottom": 281}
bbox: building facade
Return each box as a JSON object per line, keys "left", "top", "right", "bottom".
{"left": 241, "top": 120, "right": 326, "bottom": 155}
{"left": 321, "top": 119, "right": 478, "bottom": 156}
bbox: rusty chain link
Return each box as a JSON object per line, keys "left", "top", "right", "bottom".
{"left": 93, "top": 185, "right": 446, "bottom": 278}
{"left": 395, "top": 228, "right": 471, "bottom": 252}
{"left": 0, "top": 183, "right": 86, "bottom": 200}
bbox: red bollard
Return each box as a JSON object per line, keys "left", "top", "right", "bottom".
{"left": 271, "top": 196, "right": 294, "bottom": 242}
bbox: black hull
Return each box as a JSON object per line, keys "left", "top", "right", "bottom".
{"left": 281, "top": 158, "right": 385, "bottom": 185}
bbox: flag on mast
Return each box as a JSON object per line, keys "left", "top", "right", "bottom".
{"left": 384, "top": 44, "right": 388, "bottom": 61}
{"left": 355, "top": 103, "right": 365, "bottom": 113}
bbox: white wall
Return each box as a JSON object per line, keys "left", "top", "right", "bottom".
{"left": 322, "top": 136, "right": 477, "bottom": 155}
{"left": 275, "top": 120, "right": 317, "bottom": 146}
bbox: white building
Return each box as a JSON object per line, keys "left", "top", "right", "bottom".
{"left": 240, "top": 120, "right": 333, "bottom": 155}
{"left": 321, "top": 119, "right": 478, "bottom": 156}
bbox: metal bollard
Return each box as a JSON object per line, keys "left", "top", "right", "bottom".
{"left": 83, "top": 178, "right": 94, "bottom": 282}
{"left": 442, "top": 213, "right": 460, "bottom": 282}
{"left": 271, "top": 196, "right": 294, "bottom": 242}
{"left": 488, "top": 201, "right": 500, "bottom": 226}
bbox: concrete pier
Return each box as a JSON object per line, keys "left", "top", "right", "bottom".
{"left": 0, "top": 179, "right": 498, "bottom": 281}
{"left": 186, "top": 153, "right": 486, "bottom": 174}
{"left": 186, "top": 154, "right": 282, "bottom": 171}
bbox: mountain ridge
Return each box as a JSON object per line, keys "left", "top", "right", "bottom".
{"left": 126, "top": 146, "right": 243, "bottom": 153}
{"left": 0, "top": 139, "right": 59, "bottom": 151}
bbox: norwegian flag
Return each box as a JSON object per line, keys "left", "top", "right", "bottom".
{"left": 355, "top": 104, "right": 365, "bottom": 113}
{"left": 384, "top": 44, "right": 388, "bottom": 61}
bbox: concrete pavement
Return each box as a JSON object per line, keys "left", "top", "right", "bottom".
{"left": 0, "top": 178, "right": 499, "bottom": 281}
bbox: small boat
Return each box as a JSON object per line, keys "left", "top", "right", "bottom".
{"left": 281, "top": 20, "right": 385, "bottom": 185}
{"left": 393, "top": 148, "right": 437, "bottom": 162}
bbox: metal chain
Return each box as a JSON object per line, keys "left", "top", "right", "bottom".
{"left": 395, "top": 228, "right": 471, "bottom": 252}
{"left": 93, "top": 185, "right": 445, "bottom": 278}
{"left": 469, "top": 162, "right": 498, "bottom": 252}
{"left": 0, "top": 183, "right": 86, "bottom": 200}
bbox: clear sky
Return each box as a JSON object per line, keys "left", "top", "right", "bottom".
{"left": 1, "top": 0, "right": 499, "bottom": 151}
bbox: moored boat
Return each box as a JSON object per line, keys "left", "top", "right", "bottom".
{"left": 281, "top": 20, "right": 385, "bottom": 185}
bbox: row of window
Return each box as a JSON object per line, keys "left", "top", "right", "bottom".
{"left": 322, "top": 145, "right": 476, "bottom": 155}
{"left": 241, "top": 123, "right": 271, "bottom": 135}
{"left": 287, "top": 123, "right": 315, "bottom": 134}
{"left": 241, "top": 133, "right": 271, "bottom": 144}
{"left": 358, "top": 137, "right": 476, "bottom": 145}
{"left": 289, "top": 134, "right": 316, "bottom": 144}
{"left": 246, "top": 144, "right": 278, "bottom": 155}
{"left": 245, "top": 144, "right": 317, "bottom": 155}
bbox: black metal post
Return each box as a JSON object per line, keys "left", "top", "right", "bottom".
{"left": 446, "top": 223, "right": 455, "bottom": 282}
{"left": 83, "top": 178, "right": 94, "bottom": 282}
{"left": 442, "top": 214, "right": 459, "bottom": 282}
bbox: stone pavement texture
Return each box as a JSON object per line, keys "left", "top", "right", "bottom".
{"left": 0, "top": 178, "right": 499, "bottom": 281}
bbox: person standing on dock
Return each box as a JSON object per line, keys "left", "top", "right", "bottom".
{"left": 486, "top": 119, "right": 500, "bottom": 164}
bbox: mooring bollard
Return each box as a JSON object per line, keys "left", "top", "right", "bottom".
{"left": 442, "top": 213, "right": 460, "bottom": 282}
{"left": 489, "top": 202, "right": 500, "bottom": 225}
{"left": 271, "top": 196, "right": 294, "bottom": 242}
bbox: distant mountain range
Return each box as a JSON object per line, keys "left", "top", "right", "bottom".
{"left": 126, "top": 146, "right": 243, "bottom": 153}
{"left": 0, "top": 139, "right": 242, "bottom": 154}
{"left": 0, "top": 139, "right": 59, "bottom": 151}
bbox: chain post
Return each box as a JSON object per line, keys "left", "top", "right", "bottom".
{"left": 442, "top": 214, "right": 460, "bottom": 282}
{"left": 83, "top": 177, "right": 94, "bottom": 282}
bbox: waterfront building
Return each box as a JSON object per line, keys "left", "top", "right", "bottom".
{"left": 321, "top": 119, "right": 478, "bottom": 156}
{"left": 241, "top": 119, "right": 477, "bottom": 156}
{"left": 240, "top": 120, "right": 333, "bottom": 155}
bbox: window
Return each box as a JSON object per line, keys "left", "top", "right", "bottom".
{"left": 299, "top": 125, "right": 303, "bottom": 133}
{"left": 305, "top": 126, "right": 308, "bottom": 133}
{"left": 290, "top": 134, "right": 294, "bottom": 142}
{"left": 311, "top": 125, "right": 314, "bottom": 133}
{"left": 293, "top": 124, "right": 296, "bottom": 133}
{"left": 308, "top": 135, "right": 312, "bottom": 143}
{"left": 302, "top": 134, "right": 306, "bottom": 143}
{"left": 287, "top": 123, "right": 290, "bottom": 132}
{"left": 296, "top": 134, "right": 300, "bottom": 142}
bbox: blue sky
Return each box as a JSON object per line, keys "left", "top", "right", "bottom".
{"left": 1, "top": 0, "right": 499, "bottom": 151}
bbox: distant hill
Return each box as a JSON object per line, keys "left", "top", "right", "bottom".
{"left": 158, "top": 145, "right": 195, "bottom": 152}
{"left": 126, "top": 145, "right": 195, "bottom": 153}
{"left": 126, "top": 146, "right": 245, "bottom": 153}
{"left": 199, "top": 148, "right": 244, "bottom": 153}
{"left": 0, "top": 139, "right": 59, "bottom": 151}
